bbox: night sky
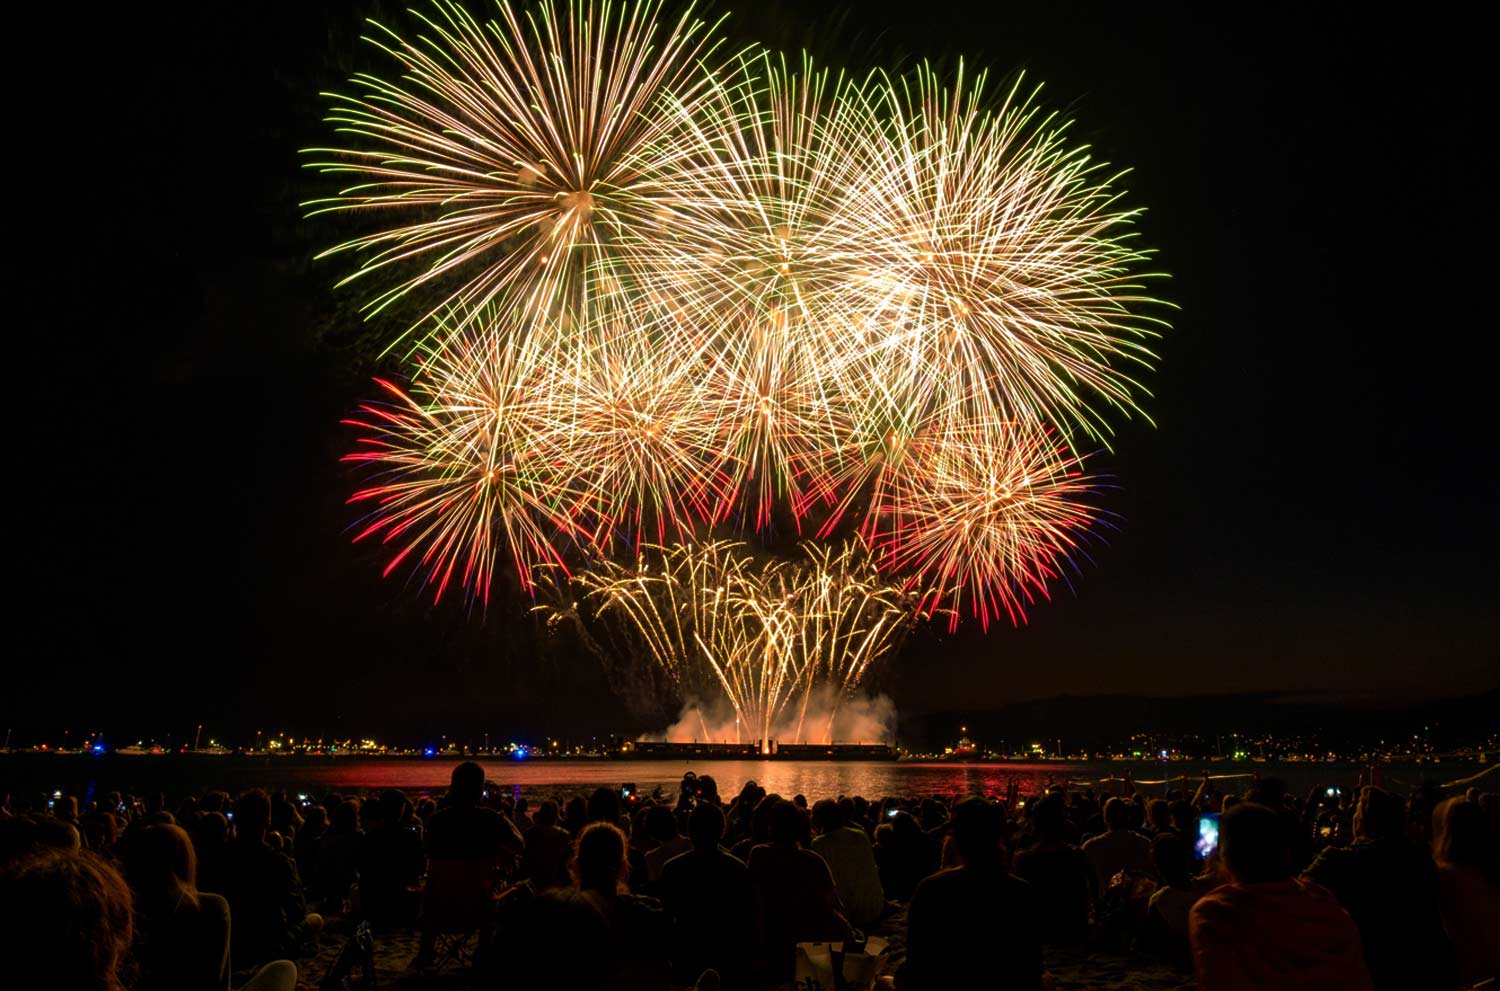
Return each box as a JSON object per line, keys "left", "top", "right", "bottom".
{"left": 11, "top": 1, "right": 1496, "bottom": 742}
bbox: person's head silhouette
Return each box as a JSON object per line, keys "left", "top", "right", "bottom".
{"left": 688, "top": 802, "right": 726, "bottom": 851}
{"left": 447, "top": 761, "right": 486, "bottom": 806}
{"left": 952, "top": 798, "right": 1004, "bottom": 867}
{"left": 1220, "top": 802, "right": 1292, "bottom": 884}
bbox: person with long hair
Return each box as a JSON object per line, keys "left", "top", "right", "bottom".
{"left": 1431, "top": 796, "right": 1500, "bottom": 986}
{"left": 123, "top": 824, "right": 232, "bottom": 991}
{"left": 0, "top": 848, "right": 133, "bottom": 991}
{"left": 572, "top": 821, "right": 672, "bottom": 989}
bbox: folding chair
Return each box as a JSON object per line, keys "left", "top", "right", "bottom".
{"left": 318, "top": 920, "right": 376, "bottom": 991}
{"left": 417, "top": 857, "right": 502, "bottom": 972}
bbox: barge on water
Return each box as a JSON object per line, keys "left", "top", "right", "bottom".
{"left": 617, "top": 741, "right": 898, "bottom": 761}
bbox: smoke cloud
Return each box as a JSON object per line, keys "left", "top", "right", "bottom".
{"left": 644, "top": 685, "right": 897, "bottom": 746}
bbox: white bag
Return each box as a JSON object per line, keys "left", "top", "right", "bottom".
{"left": 794, "top": 941, "right": 837, "bottom": 991}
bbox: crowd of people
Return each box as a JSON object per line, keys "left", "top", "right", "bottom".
{"left": 1, "top": 764, "right": 1496, "bottom": 990}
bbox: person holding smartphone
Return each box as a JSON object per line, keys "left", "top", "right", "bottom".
{"left": 1302, "top": 787, "right": 1456, "bottom": 991}
{"left": 1190, "top": 802, "right": 1372, "bottom": 991}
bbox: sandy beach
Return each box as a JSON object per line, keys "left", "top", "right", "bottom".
{"left": 292, "top": 903, "right": 1198, "bottom": 990}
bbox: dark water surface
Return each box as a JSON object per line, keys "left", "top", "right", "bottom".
{"left": 2, "top": 754, "right": 1481, "bottom": 807}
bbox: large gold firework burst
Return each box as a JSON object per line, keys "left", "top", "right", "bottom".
{"left": 316, "top": 1, "right": 1168, "bottom": 709}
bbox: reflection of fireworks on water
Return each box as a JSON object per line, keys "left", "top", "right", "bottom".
{"left": 543, "top": 540, "right": 920, "bottom": 750}
{"left": 315, "top": 0, "right": 1165, "bottom": 718}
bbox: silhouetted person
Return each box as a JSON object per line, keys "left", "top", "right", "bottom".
{"left": 747, "top": 800, "right": 853, "bottom": 977}
{"left": 1082, "top": 797, "right": 1154, "bottom": 892}
{"left": 291, "top": 804, "right": 325, "bottom": 897}
{"left": 874, "top": 810, "right": 930, "bottom": 901}
{"left": 122, "top": 824, "right": 233, "bottom": 991}
{"left": 1013, "top": 794, "right": 1092, "bottom": 944}
{"left": 0, "top": 848, "right": 134, "bottom": 991}
{"left": 1140, "top": 831, "right": 1196, "bottom": 969}
{"left": 223, "top": 789, "right": 321, "bottom": 967}
{"left": 521, "top": 799, "right": 575, "bottom": 891}
{"left": 415, "top": 762, "right": 524, "bottom": 968}
{"left": 317, "top": 798, "right": 362, "bottom": 905}
{"left": 730, "top": 792, "right": 779, "bottom": 863}
{"left": 1430, "top": 796, "right": 1500, "bottom": 987}
{"left": 1302, "top": 786, "right": 1456, "bottom": 990}
{"left": 1190, "top": 801, "right": 1372, "bottom": 991}
{"left": 900, "top": 798, "right": 1042, "bottom": 991}
{"left": 425, "top": 761, "right": 523, "bottom": 863}
{"left": 193, "top": 811, "right": 231, "bottom": 896}
{"left": 1146, "top": 798, "right": 1174, "bottom": 836}
{"left": 357, "top": 790, "right": 424, "bottom": 924}
{"left": 810, "top": 798, "right": 885, "bottom": 928}
{"left": 573, "top": 822, "right": 672, "bottom": 989}
{"left": 642, "top": 804, "right": 691, "bottom": 885}
{"left": 659, "top": 802, "right": 755, "bottom": 988}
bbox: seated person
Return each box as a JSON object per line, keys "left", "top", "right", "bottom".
{"left": 357, "top": 791, "right": 425, "bottom": 924}
{"left": 810, "top": 799, "right": 885, "bottom": 929}
{"left": 659, "top": 803, "right": 755, "bottom": 988}
{"left": 1082, "top": 797, "right": 1153, "bottom": 891}
{"left": 747, "top": 801, "right": 854, "bottom": 978}
{"left": 1302, "top": 786, "right": 1456, "bottom": 991}
{"left": 900, "top": 798, "right": 1041, "bottom": 991}
{"left": 1012, "top": 795, "right": 1093, "bottom": 945}
{"left": 223, "top": 790, "right": 321, "bottom": 967}
{"left": 0, "top": 847, "right": 134, "bottom": 991}
{"left": 1140, "top": 831, "right": 1196, "bottom": 969}
{"left": 520, "top": 799, "right": 574, "bottom": 891}
{"left": 121, "top": 823, "right": 232, "bottom": 991}
{"left": 1190, "top": 802, "right": 1372, "bottom": 991}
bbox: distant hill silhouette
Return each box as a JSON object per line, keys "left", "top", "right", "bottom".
{"left": 900, "top": 686, "right": 1498, "bottom": 751}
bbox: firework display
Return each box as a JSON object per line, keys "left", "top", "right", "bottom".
{"left": 310, "top": 0, "right": 1165, "bottom": 724}
{"left": 557, "top": 540, "right": 919, "bottom": 749}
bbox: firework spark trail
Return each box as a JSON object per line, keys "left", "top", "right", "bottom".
{"left": 304, "top": 0, "right": 735, "bottom": 347}
{"left": 341, "top": 320, "right": 587, "bottom": 600}
{"left": 562, "top": 540, "right": 917, "bottom": 748}
{"left": 320, "top": 2, "right": 1165, "bottom": 667}
{"left": 864, "top": 411, "right": 1102, "bottom": 631}
{"left": 822, "top": 65, "right": 1166, "bottom": 445}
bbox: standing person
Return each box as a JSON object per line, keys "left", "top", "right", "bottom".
{"left": 810, "top": 799, "right": 885, "bottom": 929}
{"left": 413, "top": 762, "right": 524, "bottom": 970}
{"left": 1303, "top": 786, "right": 1456, "bottom": 991}
{"left": 1190, "top": 802, "right": 1372, "bottom": 991}
{"left": 1431, "top": 796, "right": 1500, "bottom": 987}
{"left": 426, "top": 762, "right": 524, "bottom": 864}
{"left": 900, "top": 798, "right": 1042, "bottom": 991}
{"left": 659, "top": 802, "right": 756, "bottom": 989}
